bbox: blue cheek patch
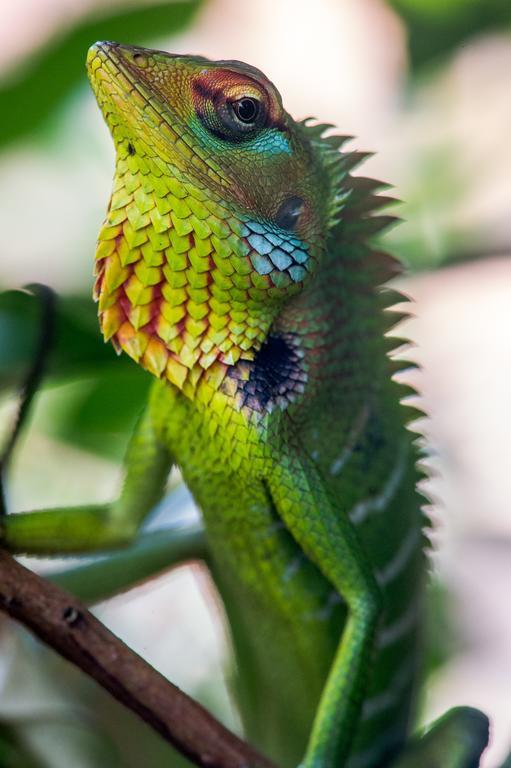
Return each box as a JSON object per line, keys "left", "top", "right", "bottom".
{"left": 242, "top": 219, "right": 311, "bottom": 283}
{"left": 268, "top": 249, "right": 292, "bottom": 271}
{"left": 250, "top": 129, "right": 292, "bottom": 156}
{"left": 247, "top": 233, "right": 273, "bottom": 256}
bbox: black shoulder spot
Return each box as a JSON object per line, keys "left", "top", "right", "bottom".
{"left": 225, "top": 333, "right": 307, "bottom": 415}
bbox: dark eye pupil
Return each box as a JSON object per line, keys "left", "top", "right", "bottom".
{"left": 233, "top": 98, "right": 259, "bottom": 123}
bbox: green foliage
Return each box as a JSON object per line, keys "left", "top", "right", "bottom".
{"left": 0, "top": 1, "right": 201, "bottom": 149}
{"left": 40, "top": 371, "right": 150, "bottom": 459}
{"left": 0, "top": 726, "right": 42, "bottom": 768}
{"left": 0, "top": 289, "right": 116, "bottom": 386}
{"left": 0, "top": 288, "right": 150, "bottom": 459}
{"left": 389, "top": 0, "right": 511, "bottom": 70}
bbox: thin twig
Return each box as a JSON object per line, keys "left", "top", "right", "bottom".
{"left": 0, "top": 549, "right": 276, "bottom": 768}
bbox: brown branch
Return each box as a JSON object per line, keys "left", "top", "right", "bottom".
{"left": 0, "top": 549, "right": 277, "bottom": 768}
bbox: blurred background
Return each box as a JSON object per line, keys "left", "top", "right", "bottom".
{"left": 0, "top": 0, "right": 510, "bottom": 766}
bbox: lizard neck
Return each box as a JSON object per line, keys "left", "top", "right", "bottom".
{"left": 94, "top": 157, "right": 304, "bottom": 396}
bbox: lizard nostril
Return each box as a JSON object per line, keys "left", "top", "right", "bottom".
{"left": 131, "top": 52, "right": 148, "bottom": 68}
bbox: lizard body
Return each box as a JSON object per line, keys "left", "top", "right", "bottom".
{"left": 1, "top": 41, "right": 496, "bottom": 768}
{"left": 90, "top": 42, "right": 424, "bottom": 767}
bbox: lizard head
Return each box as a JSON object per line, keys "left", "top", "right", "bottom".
{"left": 87, "top": 42, "right": 335, "bottom": 394}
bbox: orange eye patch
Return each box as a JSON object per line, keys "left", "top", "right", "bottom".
{"left": 192, "top": 68, "right": 286, "bottom": 133}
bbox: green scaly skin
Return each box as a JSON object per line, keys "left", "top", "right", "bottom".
{"left": 0, "top": 41, "right": 498, "bottom": 768}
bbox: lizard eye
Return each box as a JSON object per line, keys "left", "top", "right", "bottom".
{"left": 231, "top": 97, "right": 260, "bottom": 124}
{"left": 214, "top": 94, "right": 267, "bottom": 139}
{"left": 193, "top": 73, "right": 270, "bottom": 142}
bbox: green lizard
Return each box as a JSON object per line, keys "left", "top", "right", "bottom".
{"left": 0, "top": 41, "right": 502, "bottom": 768}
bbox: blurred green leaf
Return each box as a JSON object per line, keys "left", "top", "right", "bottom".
{"left": 389, "top": 0, "right": 511, "bottom": 70}
{"left": 0, "top": 725, "right": 42, "bottom": 768}
{"left": 0, "top": 288, "right": 138, "bottom": 388}
{"left": 0, "top": 1, "right": 201, "bottom": 148}
{"left": 40, "top": 372, "right": 150, "bottom": 459}
{"left": 0, "top": 288, "right": 150, "bottom": 457}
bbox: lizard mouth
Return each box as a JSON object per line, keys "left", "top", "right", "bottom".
{"left": 87, "top": 41, "right": 179, "bottom": 130}
{"left": 86, "top": 41, "right": 228, "bottom": 191}
{"left": 87, "top": 42, "right": 151, "bottom": 125}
